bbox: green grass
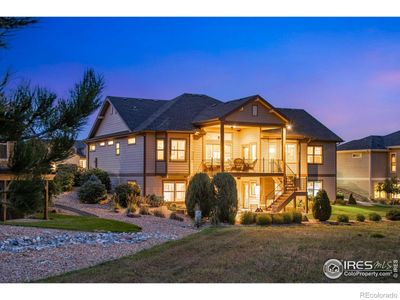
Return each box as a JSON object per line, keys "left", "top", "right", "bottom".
{"left": 42, "top": 222, "right": 400, "bottom": 283}
{"left": 6, "top": 213, "right": 141, "bottom": 233}
{"left": 307, "top": 204, "right": 392, "bottom": 221}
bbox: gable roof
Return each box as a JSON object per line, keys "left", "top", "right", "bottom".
{"left": 74, "top": 140, "right": 86, "bottom": 157}
{"left": 276, "top": 108, "right": 343, "bottom": 142}
{"left": 87, "top": 93, "right": 342, "bottom": 143}
{"left": 338, "top": 130, "right": 400, "bottom": 151}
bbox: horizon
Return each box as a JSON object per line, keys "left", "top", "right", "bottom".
{"left": 2, "top": 17, "right": 400, "bottom": 143}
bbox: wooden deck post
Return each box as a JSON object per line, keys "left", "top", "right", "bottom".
{"left": 305, "top": 195, "right": 309, "bottom": 213}
{"left": 44, "top": 180, "right": 49, "bottom": 220}
{"left": 220, "top": 121, "right": 225, "bottom": 172}
{"left": 293, "top": 197, "right": 297, "bottom": 209}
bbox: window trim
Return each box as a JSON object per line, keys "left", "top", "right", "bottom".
{"left": 307, "top": 145, "right": 323, "bottom": 165}
{"left": 128, "top": 137, "right": 136, "bottom": 145}
{"left": 390, "top": 152, "right": 397, "bottom": 173}
{"left": 252, "top": 104, "right": 258, "bottom": 117}
{"left": 0, "top": 142, "right": 8, "bottom": 161}
{"left": 169, "top": 138, "right": 187, "bottom": 162}
{"left": 162, "top": 181, "right": 186, "bottom": 202}
{"left": 156, "top": 138, "right": 166, "bottom": 161}
{"left": 115, "top": 142, "right": 120, "bottom": 156}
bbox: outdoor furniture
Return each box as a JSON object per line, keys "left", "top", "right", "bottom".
{"left": 247, "top": 159, "right": 258, "bottom": 171}
{"left": 233, "top": 158, "right": 245, "bottom": 171}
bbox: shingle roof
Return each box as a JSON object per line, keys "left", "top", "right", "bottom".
{"left": 338, "top": 130, "right": 400, "bottom": 151}
{"left": 276, "top": 108, "right": 343, "bottom": 142}
{"left": 89, "top": 93, "right": 342, "bottom": 142}
{"left": 74, "top": 140, "right": 86, "bottom": 157}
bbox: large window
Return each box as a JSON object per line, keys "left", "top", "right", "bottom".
{"left": 156, "top": 139, "right": 165, "bottom": 161}
{"left": 391, "top": 153, "right": 397, "bottom": 173}
{"left": 163, "top": 182, "right": 186, "bottom": 202}
{"left": 170, "top": 139, "right": 186, "bottom": 161}
{"left": 307, "top": 181, "right": 322, "bottom": 197}
{"left": 205, "top": 132, "right": 233, "bottom": 161}
{"left": 0, "top": 143, "right": 7, "bottom": 160}
{"left": 307, "top": 146, "right": 323, "bottom": 164}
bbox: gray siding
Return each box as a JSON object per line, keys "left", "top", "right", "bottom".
{"left": 95, "top": 103, "right": 129, "bottom": 137}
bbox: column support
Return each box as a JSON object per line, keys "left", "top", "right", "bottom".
{"left": 220, "top": 121, "right": 225, "bottom": 172}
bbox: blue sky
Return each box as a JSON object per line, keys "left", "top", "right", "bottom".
{"left": 2, "top": 17, "right": 400, "bottom": 142}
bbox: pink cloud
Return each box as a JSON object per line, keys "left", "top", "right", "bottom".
{"left": 372, "top": 70, "right": 400, "bottom": 87}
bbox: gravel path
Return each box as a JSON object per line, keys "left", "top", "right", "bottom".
{"left": 0, "top": 190, "right": 197, "bottom": 283}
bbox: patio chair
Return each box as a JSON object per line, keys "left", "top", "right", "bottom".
{"left": 233, "top": 158, "right": 245, "bottom": 171}
{"left": 247, "top": 159, "right": 258, "bottom": 171}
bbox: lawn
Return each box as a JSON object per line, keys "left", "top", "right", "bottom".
{"left": 42, "top": 222, "right": 400, "bottom": 283}
{"left": 307, "top": 204, "right": 393, "bottom": 221}
{"left": 6, "top": 213, "right": 141, "bottom": 233}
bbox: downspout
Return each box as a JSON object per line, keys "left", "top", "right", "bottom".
{"left": 143, "top": 134, "right": 146, "bottom": 196}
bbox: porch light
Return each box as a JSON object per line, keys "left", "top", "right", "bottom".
{"left": 286, "top": 124, "right": 292, "bottom": 130}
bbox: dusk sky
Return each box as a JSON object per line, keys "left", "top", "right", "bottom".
{"left": 1, "top": 17, "right": 400, "bottom": 142}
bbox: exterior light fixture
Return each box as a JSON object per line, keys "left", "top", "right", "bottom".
{"left": 286, "top": 124, "right": 292, "bottom": 130}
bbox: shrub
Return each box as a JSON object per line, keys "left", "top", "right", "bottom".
{"left": 240, "top": 211, "right": 255, "bottom": 225}
{"left": 336, "top": 192, "right": 344, "bottom": 201}
{"left": 185, "top": 173, "right": 214, "bottom": 218}
{"left": 256, "top": 213, "right": 272, "bottom": 226}
{"left": 272, "top": 214, "right": 284, "bottom": 224}
{"left": 212, "top": 173, "right": 238, "bottom": 223}
{"left": 337, "top": 214, "right": 349, "bottom": 223}
{"left": 334, "top": 199, "right": 346, "bottom": 206}
{"left": 152, "top": 209, "right": 165, "bottom": 218}
{"left": 9, "top": 179, "right": 45, "bottom": 217}
{"left": 114, "top": 183, "right": 141, "bottom": 208}
{"left": 80, "top": 168, "right": 111, "bottom": 191}
{"left": 312, "top": 189, "right": 332, "bottom": 221}
{"left": 147, "top": 194, "right": 165, "bottom": 207}
{"left": 369, "top": 212, "right": 382, "bottom": 222}
{"left": 291, "top": 211, "right": 303, "bottom": 224}
{"left": 54, "top": 164, "right": 77, "bottom": 192}
{"left": 169, "top": 212, "right": 184, "bottom": 222}
{"left": 139, "top": 206, "right": 150, "bottom": 215}
{"left": 356, "top": 214, "right": 366, "bottom": 222}
{"left": 302, "top": 215, "right": 309, "bottom": 222}
{"left": 348, "top": 193, "right": 357, "bottom": 205}
{"left": 209, "top": 208, "right": 220, "bottom": 226}
{"left": 282, "top": 212, "right": 293, "bottom": 224}
{"left": 168, "top": 203, "right": 177, "bottom": 211}
{"left": 386, "top": 208, "right": 400, "bottom": 221}
{"left": 78, "top": 175, "right": 107, "bottom": 204}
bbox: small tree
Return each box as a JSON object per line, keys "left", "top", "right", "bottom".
{"left": 78, "top": 175, "right": 107, "bottom": 204}
{"left": 381, "top": 177, "right": 399, "bottom": 205}
{"left": 185, "top": 173, "right": 214, "bottom": 218}
{"left": 348, "top": 193, "right": 357, "bottom": 205}
{"left": 80, "top": 168, "right": 111, "bottom": 191}
{"left": 8, "top": 178, "right": 44, "bottom": 217}
{"left": 211, "top": 173, "right": 238, "bottom": 223}
{"left": 312, "top": 189, "right": 331, "bottom": 221}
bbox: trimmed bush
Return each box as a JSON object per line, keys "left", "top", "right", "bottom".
{"left": 291, "top": 211, "right": 303, "bottom": 224}
{"left": 386, "top": 208, "right": 400, "bottom": 221}
{"left": 212, "top": 173, "right": 238, "bottom": 223}
{"left": 152, "top": 209, "right": 165, "bottom": 218}
{"left": 312, "top": 189, "right": 332, "bottom": 221}
{"left": 240, "top": 211, "right": 255, "bottom": 225}
{"left": 256, "top": 213, "right": 272, "bottom": 226}
{"left": 78, "top": 175, "right": 107, "bottom": 204}
{"left": 80, "top": 168, "right": 111, "bottom": 191}
{"left": 282, "top": 212, "right": 293, "bottom": 224}
{"left": 356, "top": 214, "right": 366, "bottom": 222}
{"left": 185, "top": 173, "right": 214, "bottom": 218}
{"left": 169, "top": 212, "right": 184, "bottom": 222}
{"left": 336, "top": 192, "right": 344, "bottom": 201}
{"left": 147, "top": 194, "right": 165, "bottom": 207}
{"left": 337, "top": 214, "right": 349, "bottom": 223}
{"left": 348, "top": 193, "right": 357, "bottom": 205}
{"left": 369, "top": 212, "right": 382, "bottom": 222}
{"left": 334, "top": 199, "right": 346, "bottom": 206}
{"left": 114, "top": 183, "right": 141, "bottom": 208}
{"left": 272, "top": 214, "right": 284, "bottom": 224}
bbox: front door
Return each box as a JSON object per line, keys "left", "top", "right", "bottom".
{"left": 243, "top": 182, "right": 249, "bottom": 209}
{"left": 286, "top": 143, "right": 298, "bottom": 175}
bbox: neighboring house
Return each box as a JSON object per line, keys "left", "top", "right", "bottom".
{"left": 337, "top": 130, "right": 400, "bottom": 200}
{"left": 85, "top": 93, "right": 342, "bottom": 212}
{"left": 59, "top": 141, "right": 87, "bottom": 169}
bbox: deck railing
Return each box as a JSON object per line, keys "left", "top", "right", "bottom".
{"left": 201, "top": 158, "right": 284, "bottom": 174}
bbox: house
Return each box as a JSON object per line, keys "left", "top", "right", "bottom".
{"left": 59, "top": 141, "right": 87, "bottom": 169}
{"left": 337, "top": 130, "right": 400, "bottom": 200}
{"left": 85, "top": 93, "right": 342, "bottom": 212}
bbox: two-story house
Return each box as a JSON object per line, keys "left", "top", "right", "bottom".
{"left": 337, "top": 130, "right": 400, "bottom": 199}
{"left": 85, "top": 93, "right": 342, "bottom": 212}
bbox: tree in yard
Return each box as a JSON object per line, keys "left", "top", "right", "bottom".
{"left": 348, "top": 193, "right": 357, "bottom": 205}
{"left": 185, "top": 173, "right": 214, "bottom": 218}
{"left": 381, "top": 177, "right": 400, "bottom": 204}
{"left": 211, "top": 172, "right": 238, "bottom": 224}
{"left": 0, "top": 17, "right": 37, "bottom": 49}
{"left": 312, "top": 189, "right": 332, "bottom": 221}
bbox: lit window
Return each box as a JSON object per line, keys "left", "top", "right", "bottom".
{"left": 128, "top": 137, "right": 136, "bottom": 145}
{"left": 170, "top": 139, "right": 186, "bottom": 161}
{"left": 391, "top": 153, "right": 397, "bottom": 173}
{"left": 156, "top": 139, "right": 165, "bottom": 161}
{"left": 0, "top": 143, "right": 7, "bottom": 160}
{"left": 79, "top": 159, "right": 87, "bottom": 168}
{"left": 115, "top": 142, "right": 120, "bottom": 156}
{"left": 108, "top": 140, "right": 114, "bottom": 146}
{"left": 89, "top": 144, "right": 96, "bottom": 152}
{"left": 163, "top": 182, "right": 186, "bottom": 202}
{"left": 250, "top": 182, "right": 257, "bottom": 196}
{"left": 307, "top": 181, "right": 322, "bottom": 197}
{"left": 252, "top": 105, "right": 258, "bottom": 116}
{"left": 307, "top": 146, "right": 323, "bottom": 164}
{"left": 352, "top": 153, "right": 362, "bottom": 158}
{"left": 99, "top": 141, "right": 105, "bottom": 147}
